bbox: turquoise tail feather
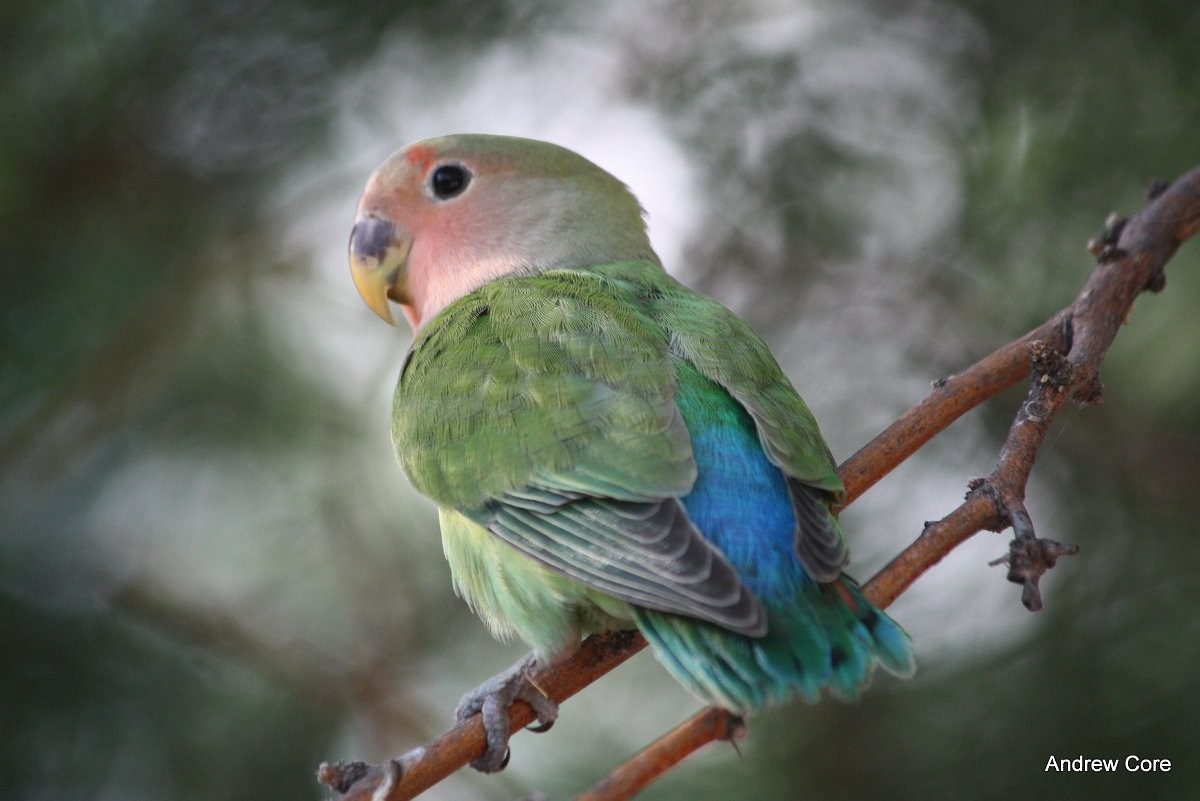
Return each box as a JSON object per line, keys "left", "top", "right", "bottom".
{"left": 634, "top": 575, "right": 913, "bottom": 713}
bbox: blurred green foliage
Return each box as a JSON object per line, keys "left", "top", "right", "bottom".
{"left": 2, "top": 1, "right": 1198, "bottom": 800}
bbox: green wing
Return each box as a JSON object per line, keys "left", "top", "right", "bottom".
{"left": 636, "top": 268, "right": 850, "bottom": 582}
{"left": 393, "top": 266, "right": 765, "bottom": 635}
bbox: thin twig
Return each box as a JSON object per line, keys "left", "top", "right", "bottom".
{"left": 836, "top": 311, "right": 1070, "bottom": 509}
{"left": 574, "top": 708, "right": 745, "bottom": 801}
{"left": 318, "top": 630, "right": 647, "bottom": 800}
{"left": 318, "top": 163, "right": 1200, "bottom": 801}
{"left": 865, "top": 165, "right": 1200, "bottom": 610}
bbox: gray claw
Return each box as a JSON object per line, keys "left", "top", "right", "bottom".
{"left": 456, "top": 653, "right": 559, "bottom": 773}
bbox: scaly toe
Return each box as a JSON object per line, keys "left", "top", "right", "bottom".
{"left": 469, "top": 743, "right": 510, "bottom": 773}
{"left": 456, "top": 653, "right": 555, "bottom": 773}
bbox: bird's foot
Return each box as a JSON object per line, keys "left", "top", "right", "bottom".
{"left": 455, "top": 652, "right": 559, "bottom": 773}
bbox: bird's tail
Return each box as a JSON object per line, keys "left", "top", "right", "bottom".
{"left": 632, "top": 575, "right": 914, "bottom": 713}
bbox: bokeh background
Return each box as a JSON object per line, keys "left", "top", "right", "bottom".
{"left": 3, "top": 2, "right": 1198, "bottom": 799}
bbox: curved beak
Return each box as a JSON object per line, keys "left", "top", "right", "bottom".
{"left": 349, "top": 215, "right": 412, "bottom": 325}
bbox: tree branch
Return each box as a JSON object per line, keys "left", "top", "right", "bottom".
{"left": 317, "top": 630, "right": 649, "bottom": 799}
{"left": 318, "top": 163, "right": 1200, "bottom": 801}
{"left": 573, "top": 707, "right": 745, "bottom": 801}
{"left": 835, "top": 310, "right": 1071, "bottom": 509}
{"left": 862, "top": 166, "right": 1200, "bottom": 611}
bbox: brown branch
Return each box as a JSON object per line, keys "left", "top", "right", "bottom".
{"left": 864, "top": 165, "right": 1200, "bottom": 611}
{"left": 574, "top": 708, "right": 745, "bottom": 801}
{"left": 318, "top": 163, "right": 1200, "bottom": 801}
{"left": 835, "top": 311, "right": 1070, "bottom": 509}
{"left": 318, "top": 630, "right": 648, "bottom": 800}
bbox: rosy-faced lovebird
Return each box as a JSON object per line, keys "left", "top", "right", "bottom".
{"left": 349, "top": 134, "right": 915, "bottom": 773}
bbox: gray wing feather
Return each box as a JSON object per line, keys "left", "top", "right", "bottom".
{"left": 490, "top": 488, "right": 766, "bottom": 636}
{"left": 788, "top": 478, "right": 849, "bottom": 582}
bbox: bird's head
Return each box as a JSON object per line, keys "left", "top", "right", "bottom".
{"left": 349, "top": 134, "right": 659, "bottom": 330}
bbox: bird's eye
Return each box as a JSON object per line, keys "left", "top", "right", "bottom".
{"left": 430, "top": 164, "right": 470, "bottom": 199}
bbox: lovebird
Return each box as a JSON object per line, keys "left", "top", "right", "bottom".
{"left": 349, "top": 134, "right": 914, "bottom": 773}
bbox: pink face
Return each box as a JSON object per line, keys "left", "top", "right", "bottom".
{"left": 349, "top": 135, "right": 656, "bottom": 331}
{"left": 352, "top": 142, "right": 530, "bottom": 330}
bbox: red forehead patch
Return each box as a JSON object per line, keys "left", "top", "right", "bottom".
{"left": 404, "top": 145, "right": 437, "bottom": 172}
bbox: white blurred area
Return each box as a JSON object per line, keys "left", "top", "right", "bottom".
{"left": 66, "top": 0, "right": 1048, "bottom": 791}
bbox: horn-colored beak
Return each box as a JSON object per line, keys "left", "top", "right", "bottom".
{"left": 349, "top": 215, "right": 412, "bottom": 325}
